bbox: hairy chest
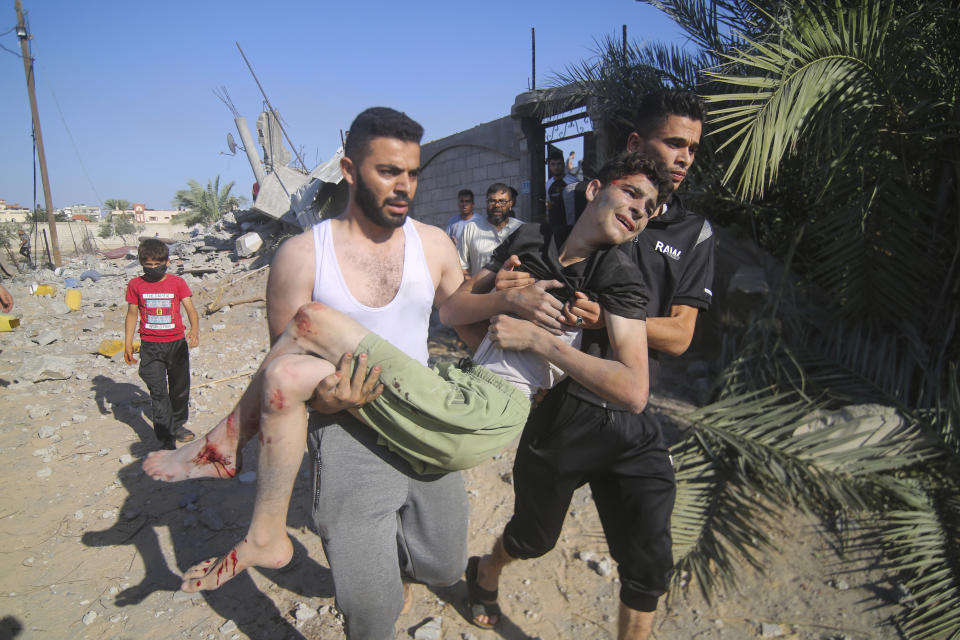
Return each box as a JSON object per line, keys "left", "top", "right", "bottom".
{"left": 336, "top": 244, "right": 405, "bottom": 307}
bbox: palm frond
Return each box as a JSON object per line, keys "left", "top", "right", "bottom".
{"left": 669, "top": 435, "right": 775, "bottom": 600}
{"left": 704, "top": 0, "right": 894, "bottom": 199}
{"left": 882, "top": 495, "right": 960, "bottom": 640}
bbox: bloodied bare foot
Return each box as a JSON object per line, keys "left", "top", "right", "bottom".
{"left": 180, "top": 533, "right": 294, "bottom": 592}
{"left": 142, "top": 411, "right": 243, "bottom": 481}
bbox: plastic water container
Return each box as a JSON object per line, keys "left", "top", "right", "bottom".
{"left": 65, "top": 289, "right": 82, "bottom": 310}
{"left": 0, "top": 314, "right": 19, "bottom": 331}
{"left": 31, "top": 283, "right": 56, "bottom": 296}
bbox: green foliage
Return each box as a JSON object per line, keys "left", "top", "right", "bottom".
{"left": 113, "top": 214, "right": 138, "bottom": 242}
{"left": 547, "top": 0, "right": 960, "bottom": 633}
{"left": 103, "top": 198, "right": 130, "bottom": 212}
{"left": 172, "top": 176, "right": 238, "bottom": 225}
{"left": 0, "top": 221, "right": 22, "bottom": 247}
{"left": 97, "top": 219, "right": 114, "bottom": 239}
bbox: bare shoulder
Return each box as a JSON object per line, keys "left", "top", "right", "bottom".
{"left": 411, "top": 220, "right": 463, "bottom": 293}
{"left": 411, "top": 219, "right": 450, "bottom": 246}
{"left": 271, "top": 230, "right": 314, "bottom": 277}
{"left": 265, "top": 229, "right": 317, "bottom": 339}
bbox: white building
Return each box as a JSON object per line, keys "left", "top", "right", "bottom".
{"left": 0, "top": 199, "right": 30, "bottom": 223}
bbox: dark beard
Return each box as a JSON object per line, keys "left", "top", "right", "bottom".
{"left": 487, "top": 211, "right": 507, "bottom": 226}
{"left": 355, "top": 172, "right": 410, "bottom": 229}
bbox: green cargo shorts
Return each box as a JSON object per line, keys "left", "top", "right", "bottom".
{"left": 352, "top": 333, "right": 530, "bottom": 474}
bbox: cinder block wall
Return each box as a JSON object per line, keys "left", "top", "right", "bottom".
{"left": 414, "top": 116, "right": 530, "bottom": 229}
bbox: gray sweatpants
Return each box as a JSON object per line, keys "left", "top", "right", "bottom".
{"left": 307, "top": 413, "right": 468, "bottom": 640}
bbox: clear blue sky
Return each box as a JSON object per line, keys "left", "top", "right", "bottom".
{"left": 0, "top": 0, "right": 686, "bottom": 211}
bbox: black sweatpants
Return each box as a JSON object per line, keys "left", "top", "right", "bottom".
{"left": 138, "top": 338, "right": 190, "bottom": 443}
{"left": 503, "top": 383, "right": 676, "bottom": 612}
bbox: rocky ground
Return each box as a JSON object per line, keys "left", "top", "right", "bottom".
{"left": 0, "top": 243, "right": 910, "bottom": 639}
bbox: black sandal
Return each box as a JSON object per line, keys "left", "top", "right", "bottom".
{"left": 465, "top": 556, "right": 502, "bottom": 628}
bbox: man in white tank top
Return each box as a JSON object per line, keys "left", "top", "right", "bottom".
{"left": 140, "top": 107, "right": 613, "bottom": 638}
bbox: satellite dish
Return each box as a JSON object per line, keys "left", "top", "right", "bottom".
{"left": 226, "top": 133, "right": 237, "bottom": 155}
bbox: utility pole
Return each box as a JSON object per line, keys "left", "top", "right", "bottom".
{"left": 15, "top": 0, "right": 61, "bottom": 267}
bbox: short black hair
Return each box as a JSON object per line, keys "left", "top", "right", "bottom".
{"left": 596, "top": 151, "right": 673, "bottom": 206}
{"left": 138, "top": 238, "right": 169, "bottom": 263}
{"left": 458, "top": 189, "right": 474, "bottom": 200}
{"left": 546, "top": 147, "right": 564, "bottom": 163}
{"left": 344, "top": 107, "right": 424, "bottom": 163}
{"left": 633, "top": 89, "right": 705, "bottom": 137}
{"left": 486, "top": 183, "right": 512, "bottom": 199}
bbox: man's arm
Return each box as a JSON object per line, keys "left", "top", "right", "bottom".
{"left": 262, "top": 232, "right": 383, "bottom": 413}
{"left": 487, "top": 310, "right": 649, "bottom": 413}
{"left": 181, "top": 297, "right": 200, "bottom": 348}
{"left": 439, "top": 268, "right": 565, "bottom": 333}
{"left": 646, "top": 304, "right": 699, "bottom": 356}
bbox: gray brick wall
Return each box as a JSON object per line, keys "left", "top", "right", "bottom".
{"left": 414, "top": 116, "right": 531, "bottom": 229}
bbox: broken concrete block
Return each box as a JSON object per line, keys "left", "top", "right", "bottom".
{"left": 235, "top": 232, "right": 264, "bottom": 258}
{"left": 31, "top": 330, "right": 61, "bottom": 346}
{"left": 18, "top": 355, "right": 77, "bottom": 382}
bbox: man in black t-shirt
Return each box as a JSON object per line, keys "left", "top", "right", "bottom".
{"left": 467, "top": 90, "right": 714, "bottom": 639}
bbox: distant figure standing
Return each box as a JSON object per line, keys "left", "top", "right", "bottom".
{"left": 545, "top": 148, "right": 578, "bottom": 229}
{"left": 458, "top": 183, "right": 522, "bottom": 277}
{"left": 445, "top": 189, "right": 476, "bottom": 249}
{"left": 17, "top": 230, "right": 32, "bottom": 268}
{"left": 567, "top": 150, "right": 577, "bottom": 175}
{"left": 124, "top": 239, "right": 199, "bottom": 449}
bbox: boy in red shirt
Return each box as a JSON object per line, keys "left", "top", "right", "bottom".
{"left": 124, "top": 239, "right": 200, "bottom": 449}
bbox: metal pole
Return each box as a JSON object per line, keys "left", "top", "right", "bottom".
{"left": 235, "top": 42, "right": 308, "bottom": 172}
{"left": 623, "top": 24, "right": 627, "bottom": 59}
{"left": 15, "top": 0, "right": 61, "bottom": 267}
{"left": 531, "top": 28, "right": 536, "bottom": 90}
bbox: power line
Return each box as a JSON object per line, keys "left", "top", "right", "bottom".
{"left": 40, "top": 62, "right": 105, "bottom": 208}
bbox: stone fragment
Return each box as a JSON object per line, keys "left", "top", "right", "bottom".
{"left": 595, "top": 557, "right": 612, "bottom": 577}
{"left": 760, "top": 622, "right": 784, "bottom": 637}
{"left": 293, "top": 602, "right": 317, "bottom": 621}
{"left": 36, "top": 467, "right": 52, "bottom": 478}
{"left": 119, "top": 454, "right": 135, "bottom": 465}
{"left": 28, "top": 405, "right": 51, "bottom": 419}
{"left": 219, "top": 619, "right": 238, "bottom": 633}
{"left": 37, "top": 425, "right": 59, "bottom": 439}
{"left": 19, "top": 355, "right": 76, "bottom": 382}
{"left": 413, "top": 617, "right": 442, "bottom": 640}
{"left": 82, "top": 611, "right": 97, "bottom": 625}
{"left": 22, "top": 557, "right": 34, "bottom": 567}
{"left": 235, "top": 232, "right": 263, "bottom": 258}
{"left": 32, "top": 330, "right": 61, "bottom": 346}
{"left": 173, "top": 589, "right": 202, "bottom": 602}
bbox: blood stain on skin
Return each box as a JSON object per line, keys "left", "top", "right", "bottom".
{"left": 226, "top": 412, "right": 238, "bottom": 437}
{"left": 269, "top": 388, "right": 286, "bottom": 411}
{"left": 294, "top": 307, "right": 315, "bottom": 336}
{"left": 191, "top": 438, "right": 236, "bottom": 478}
